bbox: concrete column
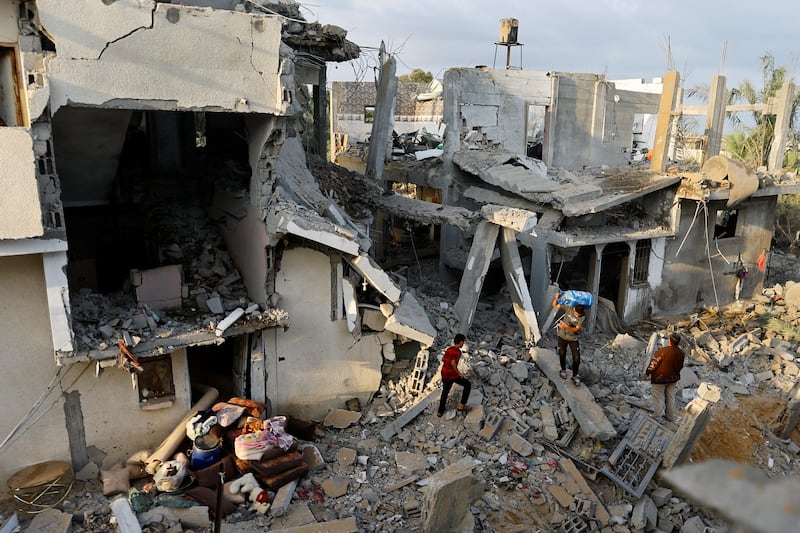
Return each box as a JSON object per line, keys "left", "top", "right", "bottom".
{"left": 454, "top": 221, "right": 500, "bottom": 334}
{"left": 589, "top": 79, "right": 608, "bottom": 165}
{"left": 650, "top": 71, "right": 680, "bottom": 172}
{"left": 328, "top": 79, "right": 338, "bottom": 162}
{"left": 702, "top": 75, "right": 728, "bottom": 166}
{"left": 528, "top": 239, "right": 550, "bottom": 325}
{"left": 768, "top": 82, "right": 795, "bottom": 171}
{"left": 499, "top": 228, "right": 541, "bottom": 344}
{"left": 313, "top": 66, "right": 328, "bottom": 159}
{"left": 365, "top": 52, "right": 396, "bottom": 180}
{"left": 585, "top": 244, "right": 605, "bottom": 334}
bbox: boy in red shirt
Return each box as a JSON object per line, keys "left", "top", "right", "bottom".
{"left": 437, "top": 334, "right": 472, "bottom": 417}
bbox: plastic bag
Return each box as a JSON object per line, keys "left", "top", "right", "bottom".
{"left": 557, "top": 290, "right": 594, "bottom": 307}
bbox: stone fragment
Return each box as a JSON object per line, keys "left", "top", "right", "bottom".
{"left": 650, "top": 486, "right": 672, "bottom": 507}
{"left": 463, "top": 403, "right": 484, "bottom": 433}
{"left": 336, "top": 447, "right": 357, "bottom": 467}
{"left": 631, "top": 494, "right": 657, "bottom": 531}
{"left": 697, "top": 382, "right": 721, "bottom": 402}
{"left": 25, "top": 509, "right": 73, "bottom": 533}
{"left": 420, "top": 458, "right": 483, "bottom": 533}
{"left": 507, "top": 433, "right": 534, "bottom": 457}
{"left": 301, "top": 444, "right": 325, "bottom": 472}
{"left": 271, "top": 480, "right": 299, "bottom": 517}
{"left": 323, "top": 409, "right": 362, "bottom": 428}
{"left": 548, "top": 485, "right": 573, "bottom": 507}
{"left": 478, "top": 412, "right": 504, "bottom": 440}
{"left": 395, "top": 451, "right": 428, "bottom": 473}
{"left": 511, "top": 361, "right": 528, "bottom": 381}
{"left": 321, "top": 478, "right": 349, "bottom": 498}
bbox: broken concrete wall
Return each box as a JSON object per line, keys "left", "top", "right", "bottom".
{"left": 442, "top": 68, "right": 659, "bottom": 169}
{"left": 0, "top": 253, "right": 70, "bottom": 485}
{"left": 38, "top": 1, "right": 284, "bottom": 114}
{"left": 0, "top": 251, "right": 193, "bottom": 486}
{"left": 0, "top": 128, "right": 43, "bottom": 238}
{"left": 622, "top": 237, "right": 666, "bottom": 322}
{"left": 657, "top": 196, "right": 775, "bottom": 315}
{"left": 331, "top": 81, "right": 443, "bottom": 145}
{"left": 268, "top": 247, "right": 382, "bottom": 421}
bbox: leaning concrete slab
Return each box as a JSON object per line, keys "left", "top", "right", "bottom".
{"left": 480, "top": 205, "right": 538, "bottom": 233}
{"left": 380, "top": 389, "right": 439, "bottom": 441}
{"left": 529, "top": 348, "right": 616, "bottom": 440}
{"left": 703, "top": 155, "right": 759, "bottom": 208}
{"left": 349, "top": 253, "right": 402, "bottom": 304}
{"left": 559, "top": 458, "right": 610, "bottom": 526}
{"left": 420, "top": 457, "right": 484, "bottom": 533}
{"left": 661, "top": 398, "right": 712, "bottom": 469}
{"left": 662, "top": 459, "right": 800, "bottom": 533}
{"left": 499, "top": 227, "right": 541, "bottom": 344}
{"left": 454, "top": 221, "right": 500, "bottom": 333}
{"left": 383, "top": 291, "right": 436, "bottom": 347}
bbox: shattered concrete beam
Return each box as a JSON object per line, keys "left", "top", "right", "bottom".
{"left": 372, "top": 193, "right": 477, "bottom": 230}
{"left": 529, "top": 348, "right": 616, "bottom": 440}
{"left": 348, "top": 254, "right": 402, "bottom": 304}
{"left": 480, "top": 205, "right": 538, "bottom": 233}
{"left": 58, "top": 312, "right": 289, "bottom": 364}
{"left": 454, "top": 221, "right": 500, "bottom": 333}
{"left": 662, "top": 459, "right": 800, "bottom": 533}
{"left": 661, "top": 397, "right": 712, "bottom": 468}
{"left": 267, "top": 207, "right": 361, "bottom": 256}
{"left": 498, "top": 228, "right": 541, "bottom": 344}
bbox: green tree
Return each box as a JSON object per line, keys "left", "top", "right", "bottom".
{"left": 398, "top": 69, "right": 433, "bottom": 83}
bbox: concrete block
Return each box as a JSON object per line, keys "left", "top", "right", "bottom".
{"left": 697, "top": 382, "right": 721, "bottom": 402}
{"left": 420, "top": 458, "right": 483, "bottom": 533}
{"left": 548, "top": 485, "right": 574, "bottom": 507}
{"left": 395, "top": 451, "right": 429, "bottom": 473}
{"left": 361, "top": 307, "right": 386, "bottom": 331}
{"left": 631, "top": 495, "right": 657, "bottom": 531}
{"left": 679, "top": 515, "right": 707, "bottom": 533}
{"left": 650, "top": 486, "right": 672, "bottom": 507}
{"left": 478, "top": 412, "right": 504, "bottom": 440}
{"left": 321, "top": 478, "right": 349, "bottom": 498}
{"left": 350, "top": 253, "right": 402, "bottom": 303}
{"left": 130, "top": 265, "right": 183, "bottom": 311}
{"left": 507, "top": 432, "right": 534, "bottom": 457}
{"left": 25, "top": 509, "right": 73, "bottom": 533}
{"left": 323, "top": 409, "right": 362, "bottom": 428}
{"left": 384, "top": 291, "right": 436, "bottom": 346}
{"left": 463, "top": 403, "right": 484, "bottom": 433}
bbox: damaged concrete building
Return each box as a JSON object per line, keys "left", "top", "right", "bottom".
{"left": 435, "top": 67, "right": 800, "bottom": 336}
{"left": 0, "top": 0, "right": 442, "bottom": 484}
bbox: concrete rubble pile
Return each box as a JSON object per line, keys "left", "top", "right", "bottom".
{"left": 68, "top": 187, "right": 288, "bottom": 360}
{"left": 13, "top": 256, "right": 800, "bottom": 533}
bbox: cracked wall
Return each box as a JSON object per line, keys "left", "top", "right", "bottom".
{"left": 37, "top": 0, "right": 283, "bottom": 113}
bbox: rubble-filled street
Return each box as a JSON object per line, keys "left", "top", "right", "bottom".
{"left": 4, "top": 251, "right": 800, "bottom": 533}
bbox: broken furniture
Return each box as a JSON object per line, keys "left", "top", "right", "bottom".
{"left": 6, "top": 460, "right": 73, "bottom": 514}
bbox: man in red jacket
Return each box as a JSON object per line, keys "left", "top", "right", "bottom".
{"left": 645, "top": 333, "right": 685, "bottom": 422}
{"left": 437, "top": 334, "right": 471, "bottom": 417}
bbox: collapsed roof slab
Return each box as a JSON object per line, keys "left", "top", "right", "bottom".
{"left": 311, "top": 159, "right": 476, "bottom": 230}
{"left": 529, "top": 347, "right": 617, "bottom": 440}
{"left": 536, "top": 224, "right": 675, "bottom": 249}
{"left": 661, "top": 459, "right": 800, "bottom": 533}
{"left": 452, "top": 149, "right": 559, "bottom": 199}
{"left": 266, "top": 204, "right": 361, "bottom": 256}
{"left": 349, "top": 253, "right": 402, "bottom": 304}
{"left": 58, "top": 310, "right": 289, "bottom": 364}
{"left": 560, "top": 173, "right": 681, "bottom": 217}
{"left": 383, "top": 290, "right": 437, "bottom": 347}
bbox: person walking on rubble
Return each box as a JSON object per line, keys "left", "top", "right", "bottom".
{"left": 645, "top": 333, "right": 685, "bottom": 422}
{"left": 437, "top": 334, "right": 472, "bottom": 417}
{"left": 553, "top": 292, "right": 586, "bottom": 385}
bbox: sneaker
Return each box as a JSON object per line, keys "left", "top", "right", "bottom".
{"left": 559, "top": 370, "right": 568, "bottom": 379}
{"left": 571, "top": 375, "right": 581, "bottom": 385}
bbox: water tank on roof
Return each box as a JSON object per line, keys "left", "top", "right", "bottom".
{"left": 499, "top": 18, "right": 519, "bottom": 44}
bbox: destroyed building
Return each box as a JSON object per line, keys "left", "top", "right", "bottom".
{"left": 406, "top": 67, "right": 800, "bottom": 337}
{"left": 0, "top": 0, "right": 445, "bottom": 486}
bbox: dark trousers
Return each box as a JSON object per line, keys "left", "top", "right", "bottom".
{"left": 557, "top": 337, "right": 581, "bottom": 375}
{"left": 438, "top": 377, "right": 471, "bottom": 414}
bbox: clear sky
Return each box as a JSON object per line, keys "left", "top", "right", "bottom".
{"left": 306, "top": 0, "right": 799, "bottom": 92}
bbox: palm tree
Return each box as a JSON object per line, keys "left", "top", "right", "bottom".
{"left": 689, "top": 53, "right": 800, "bottom": 168}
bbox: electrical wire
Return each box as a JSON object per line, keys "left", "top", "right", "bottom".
{"left": 701, "top": 201, "right": 721, "bottom": 308}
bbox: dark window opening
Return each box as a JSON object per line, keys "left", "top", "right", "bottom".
{"left": 525, "top": 104, "right": 546, "bottom": 160}
{"left": 632, "top": 240, "right": 651, "bottom": 284}
{"left": 714, "top": 209, "right": 738, "bottom": 239}
{"left": 137, "top": 356, "right": 175, "bottom": 405}
{"left": 187, "top": 336, "right": 247, "bottom": 402}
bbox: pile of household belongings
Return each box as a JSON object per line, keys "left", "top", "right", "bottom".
{"left": 100, "top": 397, "right": 315, "bottom": 519}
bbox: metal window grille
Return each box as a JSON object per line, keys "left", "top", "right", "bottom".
{"left": 633, "top": 240, "right": 651, "bottom": 283}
